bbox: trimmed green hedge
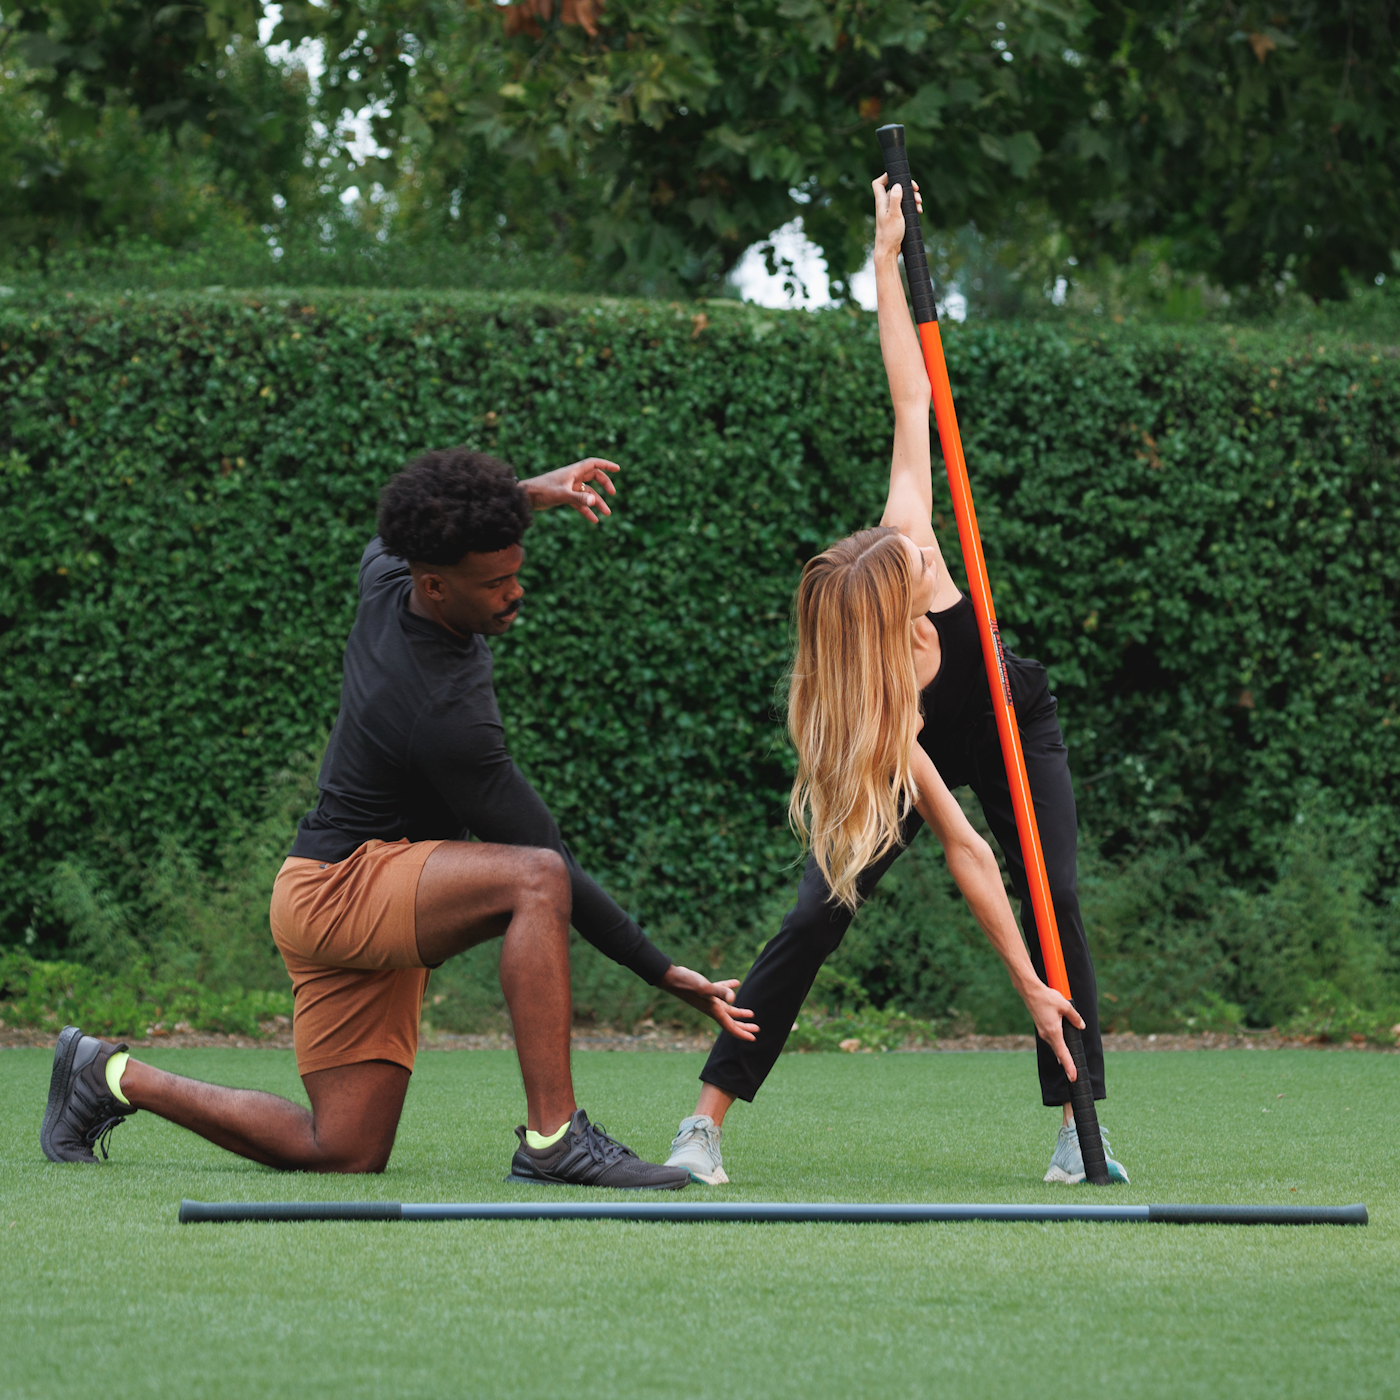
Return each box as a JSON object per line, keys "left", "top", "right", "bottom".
{"left": 2, "top": 291, "right": 1398, "bottom": 970}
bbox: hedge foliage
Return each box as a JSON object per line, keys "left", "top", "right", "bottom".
{"left": 0, "top": 949, "right": 292, "bottom": 1038}
{"left": 2, "top": 290, "right": 1398, "bottom": 991}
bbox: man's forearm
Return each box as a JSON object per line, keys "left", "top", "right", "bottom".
{"left": 430, "top": 747, "right": 670, "bottom": 984}
{"left": 562, "top": 845, "right": 672, "bottom": 987}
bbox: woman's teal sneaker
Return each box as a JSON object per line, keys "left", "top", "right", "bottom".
{"left": 1044, "top": 1121, "right": 1130, "bottom": 1184}
{"left": 665, "top": 1114, "right": 729, "bottom": 1184}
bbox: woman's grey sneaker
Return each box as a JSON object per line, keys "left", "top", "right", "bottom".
{"left": 665, "top": 1114, "right": 729, "bottom": 1185}
{"left": 1044, "top": 1120, "right": 1130, "bottom": 1184}
{"left": 509, "top": 1109, "right": 689, "bottom": 1190}
{"left": 40, "top": 1025, "right": 138, "bottom": 1163}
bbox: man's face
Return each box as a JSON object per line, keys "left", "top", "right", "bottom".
{"left": 412, "top": 544, "right": 525, "bottom": 637}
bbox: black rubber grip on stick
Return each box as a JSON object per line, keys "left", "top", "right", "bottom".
{"left": 179, "top": 1199, "right": 403, "bottom": 1223}
{"left": 1062, "top": 1015, "right": 1111, "bottom": 1184}
{"left": 876, "top": 124, "right": 938, "bottom": 325}
{"left": 1147, "top": 1203, "right": 1369, "bottom": 1226}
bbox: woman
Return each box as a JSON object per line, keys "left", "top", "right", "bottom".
{"left": 665, "top": 175, "right": 1128, "bottom": 1187}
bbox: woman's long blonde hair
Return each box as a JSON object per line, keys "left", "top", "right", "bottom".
{"left": 787, "top": 527, "right": 921, "bottom": 910}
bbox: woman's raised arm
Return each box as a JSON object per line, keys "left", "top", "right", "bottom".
{"left": 873, "top": 175, "right": 936, "bottom": 549}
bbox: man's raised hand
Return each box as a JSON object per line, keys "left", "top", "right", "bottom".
{"left": 660, "top": 965, "right": 761, "bottom": 1042}
{"left": 521, "top": 457, "right": 620, "bottom": 524}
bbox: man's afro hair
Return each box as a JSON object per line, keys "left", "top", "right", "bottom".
{"left": 378, "top": 449, "right": 532, "bottom": 564}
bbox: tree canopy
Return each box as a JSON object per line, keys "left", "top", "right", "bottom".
{"left": 1, "top": 0, "right": 1395, "bottom": 302}
{"left": 0, "top": 0, "right": 315, "bottom": 248}
{"left": 1031, "top": 1, "right": 1400, "bottom": 301}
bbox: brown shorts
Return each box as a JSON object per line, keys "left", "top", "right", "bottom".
{"left": 269, "top": 838, "right": 444, "bottom": 1076}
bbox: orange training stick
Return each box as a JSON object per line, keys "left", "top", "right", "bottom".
{"left": 916, "top": 318, "right": 1071, "bottom": 1000}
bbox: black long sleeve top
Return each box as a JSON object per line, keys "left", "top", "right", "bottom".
{"left": 289, "top": 537, "right": 672, "bottom": 986}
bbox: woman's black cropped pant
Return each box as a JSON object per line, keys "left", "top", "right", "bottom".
{"left": 700, "top": 698, "right": 1104, "bottom": 1109}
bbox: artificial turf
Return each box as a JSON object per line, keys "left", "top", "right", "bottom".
{"left": 2, "top": 1046, "right": 1396, "bottom": 1399}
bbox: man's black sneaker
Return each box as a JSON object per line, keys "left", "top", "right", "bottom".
{"left": 509, "top": 1109, "right": 689, "bottom": 1190}
{"left": 40, "top": 1025, "right": 138, "bottom": 1163}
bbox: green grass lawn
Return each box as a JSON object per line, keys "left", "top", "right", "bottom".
{"left": 2, "top": 1046, "right": 1397, "bottom": 1399}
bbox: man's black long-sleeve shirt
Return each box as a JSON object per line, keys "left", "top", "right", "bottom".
{"left": 289, "top": 538, "right": 672, "bottom": 986}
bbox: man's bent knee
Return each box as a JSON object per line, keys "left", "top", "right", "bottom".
{"left": 520, "top": 847, "right": 569, "bottom": 905}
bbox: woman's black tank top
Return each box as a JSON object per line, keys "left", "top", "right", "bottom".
{"left": 919, "top": 596, "right": 1055, "bottom": 783}
{"left": 921, "top": 593, "right": 988, "bottom": 728}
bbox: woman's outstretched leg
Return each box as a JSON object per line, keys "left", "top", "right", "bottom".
{"left": 698, "top": 823, "right": 922, "bottom": 1107}
{"left": 969, "top": 704, "right": 1128, "bottom": 1183}
{"left": 970, "top": 707, "right": 1103, "bottom": 1108}
{"left": 666, "top": 822, "right": 920, "bottom": 1183}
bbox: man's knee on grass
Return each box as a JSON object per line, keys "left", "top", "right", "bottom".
{"left": 308, "top": 1137, "right": 395, "bottom": 1175}
{"left": 299, "top": 1061, "right": 409, "bottom": 1174}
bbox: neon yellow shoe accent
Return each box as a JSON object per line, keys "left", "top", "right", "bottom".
{"left": 105, "top": 1051, "right": 131, "bottom": 1106}
{"left": 525, "top": 1120, "right": 569, "bottom": 1150}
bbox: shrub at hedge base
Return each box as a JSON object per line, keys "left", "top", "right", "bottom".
{"left": 0, "top": 949, "right": 292, "bottom": 1039}
{"left": 1, "top": 291, "right": 1397, "bottom": 1026}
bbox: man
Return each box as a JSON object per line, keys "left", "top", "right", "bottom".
{"left": 42, "top": 449, "right": 756, "bottom": 1188}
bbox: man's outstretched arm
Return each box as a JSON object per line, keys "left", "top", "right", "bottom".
{"left": 563, "top": 845, "right": 759, "bottom": 1040}
{"left": 418, "top": 717, "right": 757, "bottom": 1040}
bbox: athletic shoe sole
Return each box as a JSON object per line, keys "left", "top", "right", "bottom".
{"left": 505, "top": 1171, "right": 689, "bottom": 1191}
{"left": 680, "top": 1164, "right": 729, "bottom": 1185}
{"left": 1044, "top": 1162, "right": 1131, "bottom": 1185}
{"left": 40, "top": 1025, "right": 85, "bottom": 1163}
